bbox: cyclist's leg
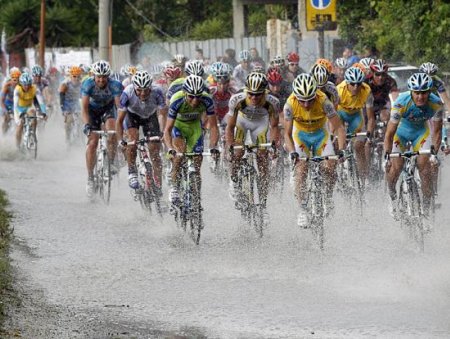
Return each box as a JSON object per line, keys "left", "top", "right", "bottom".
{"left": 386, "top": 134, "right": 405, "bottom": 199}
{"left": 171, "top": 121, "right": 188, "bottom": 187}
{"left": 15, "top": 106, "right": 29, "bottom": 148}
{"left": 348, "top": 111, "right": 368, "bottom": 181}
{"left": 250, "top": 117, "right": 269, "bottom": 206}
{"left": 64, "top": 111, "right": 74, "bottom": 140}
{"left": 86, "top": 111, "right": 102, "bottom": 177}
{"left": 414, "top": 126, "right": 433, "bottom": 210}
{"left": 102, "top": 111, "right": 117, "bottom": 164}
{"left": 292, "top": 127, "right": 312, "bottom": 204}
{"left": 316, "top": 128, "right": 337, "bottom": 199}
{"left": 229, "top": 117, "right": 247, "bottom": 181}
{"left": 144, "top": 114, "right": 163, "bottom": 185}
{"left": 1, "top": 110, "right": 9, "bottom": 134}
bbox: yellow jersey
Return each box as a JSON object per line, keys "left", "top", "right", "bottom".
{"left": 284, "top": 90, "right": 336, "bottom": 132}
{"left": 15, "top": 84, "right": 37, "bottom": 107}
{"left": 337, "top": 81, "right": 372, "bottom": 114}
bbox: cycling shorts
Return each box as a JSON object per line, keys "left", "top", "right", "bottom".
{"left": 393, "top": 122, "right": 431, "bottom": 153}
{"left": 62, "top": 101, "right": 81, "bottom": 114}
{"left": 88, "top": 106, "right": 116, "bottom": 131}
{"left": 337, "top": 109, "right": 365, "bottom": 134}
{"left": 172, "top": 119, "right": 204, "bottom": 153}
{"left": 124, "top": 112, "right": 161, "bottom": 137}
{"left": 234, "top": 114, "right": 269, "bottom": 145}
{"left": 293, "top": 125, "right": 334, "bottom": 157}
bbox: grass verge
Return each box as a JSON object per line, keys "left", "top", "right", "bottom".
{"left": 0, "top": 189, "right": 13, "bottom": 325}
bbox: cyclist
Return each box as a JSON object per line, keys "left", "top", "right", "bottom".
{"left": 1, "top": 67, "right": 21, "bottom": 134}
{"left": 336, "top": 67, "right": 375, "bottom": 184}
{"left": 225, "top": 72, "right": 280, "bottom": 222}
{"left": 284, "top": 74, "right": 346, "bottom": 227}
{"left": 163, "top": 74, "right": 219, "bottom": 205}
{"left": 267, "top": 68, "right": 291, "bottom": 116}
{"left": 333, "top": 57, "right": 347, "bottom": 85}
{"left": 232, "top": 50, "right": 253, "bottom": 89}
{"left": 59, "top": 65, "right": 83, "bottom": 142}
{"left": 284, "top": 52, "right": 305, "bottom": 83}
{"left": 31, "top": 65, "right": 52, "bottom": 111}
{"left": 359, "top": 57, "right": 375, "bottom": 81}
{"left": 13, "top": 72, "right": 47, "bottom": 148}
{"left": 81, "top": 60, "right": 123, "bottom": 198}
{"left": 384, "top": 73, "right": 444, "bottom": 220}
{"left": 121, "top": 64, "right": 137, "bottom": 88}
{"left": 419, "top": 62, "right": 449, "bottom": 109}
{"left": 316, "top": 58, "right": 335, "bottom": 84}
{"left": 209, "top": 62, "right": 236, "bottom": 126}
{"left": 116, "top": 70, "right": 166, "bottom": 191}
{"left": 310, "top": 63, "right": 339, "bottom": 108}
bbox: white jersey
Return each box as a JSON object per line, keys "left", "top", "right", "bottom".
{"left": 119, "top": 84, "right": 166, "bottom": 119}
{"left": 227, "top": 92, "right": 280, "bottom": 121}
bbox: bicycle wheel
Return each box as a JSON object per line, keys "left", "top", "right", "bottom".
{"left": 189, "top": 172, "right": 203, "bottom": 245}
{"left": 348, "top": 157, "right": 364, "bottom": 214}
{"left": 26, "top": 132, "right": 38, "bottom": 159}
{"left": 97, "top": 150, "right": 112, "bottom": 204}
{"left": 239, "top": 173, "right": 255, "bottom": 226}
{"left": 309, "top": 189, "right": 325, "bottom": 250}
{"left": 408, "top": 180, "right": 424, "bottom": 251}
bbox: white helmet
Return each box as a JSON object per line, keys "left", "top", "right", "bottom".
{"left": 183, "top": 75, "right": 205, "bottom": 95}
{"left": 407, "top": 73, "right": 433, "bottom": 91}
{"left": 92, "top": 60, "right": 111, "bottom": 76}
{"left": 335, "top": 57, "right": 347, "bottom": 69}
{"left": 132, "top": 70, "right": 152, "bottom": 89}
{"left": 359, "top": 57, "right": 375, "bottom": 70}
{"left": 245, "top": 72, "right": 268, "bottom": 94}
{"left": 185, "top": 60, "right": 204, "bottom": 76}
{"left": 344, "top": 67, "right": 365, "bottom": 83}
{"left": 293, "top": 73, "right": 317, "bottom": 101}
{"left": 419, "top": 62, "right": 438, "bottom": 75}
{"left": 310, "top": 64, "right": 329, "bottom": 88}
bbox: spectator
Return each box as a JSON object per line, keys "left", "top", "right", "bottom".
{"left": 222, "top": 48, "right": 238, "bottom": 69}
{"left": 249, "top": 47, "right": 265, "bottom": 70}
{"left": 343, "top": 46, "right": 360, "bottom": 67}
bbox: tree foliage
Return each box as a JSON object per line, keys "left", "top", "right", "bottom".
{"left": 338, "top": 0, "right": 450, "bottom": 70}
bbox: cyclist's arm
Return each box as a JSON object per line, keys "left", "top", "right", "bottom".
{"left": 432, "top": 107, "right": 444, "bottom": 153}
{"left": 1, "top": 84, "right": 8, "bottom": 112}
{"left": 365, "top": 92, "right": 375, "bottom": 136}
{"left": 283, "top": 101, "right": 295, "bottom": 153}
{"left": 13, "top": 88, "right": 21, "bottom": 123}
{"left": 81, "top": 95, "right": 90, "bottom": 125}
{"left": 163, "top": 117, "right": 175, "bottom": 150}
{"left": 58, "top": 82, "right": 67, "bottom": 112}
{"left": 438, "top": 91, "right": 450, "bottom": 111}
{"left": 206, "top": 114, "right": 219, "bottom": 148}
{"left": 329, "top": 114, "right": 346, "bottom": 151}
{"left": 116, "top": 109, "right": 126, "bottom": 142}
{"left": 34, "top": 88, "right": 46, "bottom": 114}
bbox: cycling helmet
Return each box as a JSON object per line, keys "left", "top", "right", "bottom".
{"left": 292, "top": 73, "right": 317, "bottom": 101}
{"left": 92, "top": 60, "right": 111, "bottom": 76}
{"left": 245, "top": 72, "right": 268, "bottom": 94}
{"left": 352, "top": 62, "right": 367, "bottom": 73}
{"left": 164, "top": 64, "right": 182, "bottom": 80}
{"left": 19, "top": 72, "right": 32, "bottom": 86}
{"left": 209, "top": 62, "right": 222, "bottom": 76}
{"left": 69, "top": 65, "right": 82, "bottom": 77}
{"left": 31, "top": 65, "right": 44, "bottom": 76}
{"left": 359, "top": 57, "right": 375, "bottom": 70}
{"left": 120, "top": 64, "right": 130, "bottom": 76}
{"left": 344, "top": 67, "right": 365, "bottom": 84}
{"left": 271, "top": 55, "right": 285, "bottom": 67}
{"left": 239, "top": 50, "right": 250, "bottom": 62}
{"left": 407, "top": 73, "right": 433, "bottom": 91}
{"left": 81, "top": 64, "right": 91, "bottom": 74}
{"left": 370, "top": 59, "right": 388, "bottom": 73}
{"left": 316, "top": 58, "right": 333, "bottom": 73}
{"left": 335, "top": 57, "right": 347, "bottom": 69}
{"left": 310, "top": 63, "right": 329, "bottom": 87}
{"left": 185, "top": 60, "right": 204, "bottom": 76}
{"left": 287, "top": 52, "right": 300, "bottom": 63}
{"left": 267, "top": 69, "right": 283, "bottom": 85}
{"left": 252, "top": 62, "right": 265, "bottom": 73}
{"left": 183, "top": 74, "right": 205, "bottom": 95}
{"left": 9, "top": 67, "right": 21, "bottom": 79}
{"left": 132, "top": 70, "right": 153, "bottom": 89}
{"left": 419, "top": 62, "right": 438, "bottom": 75}
{"left": 126, "top": 65, "right": 137, "bottom": 76}
{"left": 213, "top": 63, "right": 231, "bottom": 82}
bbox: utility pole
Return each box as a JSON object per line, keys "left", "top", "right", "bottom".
{"left": 39, "top": 0, "right": 45, "bottom": 67}
{"left": 98, "top": 0, "right": 110, "bottom": 61}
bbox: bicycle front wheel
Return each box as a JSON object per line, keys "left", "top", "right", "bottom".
{"left": 96, "top": 150, "right": 111, "bottom": 204}
{"left": 189, "top": 172, "right": 203, "bottom": 245}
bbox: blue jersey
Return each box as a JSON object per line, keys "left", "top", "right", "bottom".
{"left": 390, "top": 91, "right": 443, "bottom": 132}
{"left": 81, "top": 77, "right": 123, "bottom": 112}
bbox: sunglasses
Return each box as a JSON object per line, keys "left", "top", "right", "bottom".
{"left": 289, "top": 63, "right": 298, "bottom": 66}
{"left": 348, "top": 82, "right": 362, "bottom": 87}
{"left": 374, "top": 72, "right": 385, "bottom": 77}
{"left": 136, "top": 88, "right": 150, "bottom": 94}
{"left": 412, "top": 90, "right": 430, "bottom": 95}
{"left": 299, "top": 97, "right": 315, "bottom": 104}
{"left": 187, "top": 94, "right": 201, "bottom": 99}
{"left": 248, "top": 92, "right": 263, "bottom": 97}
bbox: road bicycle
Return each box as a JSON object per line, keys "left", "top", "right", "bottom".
{"left": 231, "top": 142, "right": 273, "bottom": 238}
{"left": 127, "top": 136, "right": 163, "bottom": 216}
{"left": 369, "top": 121, "right": 387, "bottom": 185}
{"left": 171, "top": 151, "right": 215, "bottom": 245}
{"left": 91, "top": 130, "right": 116, "bottom": 204}
{"left": 293, "top": 152, "right": 340, "bottom": 250}
{"left": 66, "top": 112, "right": 84, "bottom": 147}
{"left": 21, "top": 115, "right": 44, "bottom": 159}
{"left": 389, "top": 147, "right": 435, "bottom": 252}
{"left": 336, "top": 132, "right": 368, "bottom": 215}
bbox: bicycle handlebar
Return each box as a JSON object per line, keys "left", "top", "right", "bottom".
{"left": 92, "top": 130, "right": 116, "bottom": 136}
{"left": 389, "top": 149, "right": 433, "bottom": 158}
{"left": 230, "top": 142, "right": 274, "bottom": 151}
{"left": 346, "top": 131, "right": 370, "bottom": 139}
{"left": 126, "top": 136, "right": 161, "bottom": 146}
{"left": 298, "top": 154, "right": 341, "bottom": 162}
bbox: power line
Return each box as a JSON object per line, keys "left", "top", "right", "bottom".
{"left": 123, "top": 0, "right": 173, "bottom": 39}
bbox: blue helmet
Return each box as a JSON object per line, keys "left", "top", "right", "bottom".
{"left": 31, "top": 65, "right": 44, "bottom": 76}
{"left": 19, "top": 72, "right": 33, "bottom": 86}
{"left": 344, "top": 67, "right": 365, "bottom": 84}
{"left": 407, "top": 73, "right": 433, "bottom": 91}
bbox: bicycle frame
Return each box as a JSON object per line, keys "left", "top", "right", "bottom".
{"left": 91, "top": 130, "right": 116, "bottom": 204}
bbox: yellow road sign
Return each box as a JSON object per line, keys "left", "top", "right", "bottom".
{"left": 306, "top": 0, "right": 337, "bottom": 31}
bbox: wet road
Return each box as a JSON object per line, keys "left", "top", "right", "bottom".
{"left": 1, "top": 120, "right": 450, "bottom": 338}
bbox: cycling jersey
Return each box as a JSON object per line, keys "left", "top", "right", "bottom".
{"left": 268, "top": 80, "right": 292, "bottom": 109}
{"left": 166, "top": 78, "right": 185, "bottom": 102}
{"left": 284, "top": 91, "right": 337, "bottom": 156}
{"left": 60, "top": 78, "right": 81, "bottom": 113}
{"left": 169, "top": 90, "right": 214, "bottom": 153}
{"left": 34, "top": 77, "right": 50, "bottom": 93}
{"left": 367, "top": 75, "right": 397, "bottom": 113}
{"left": 209, "top": 85, "right": 237, "bottom": 122}
{"left": 119, "top": 84, "right": 166, "bottom": 119}
{"left": 337, "top": 81, "right": 374, "bottom": 113}
{"left": 13, "top": 84, "right": 46, "bottom": 123}
{"left": 227, "top": 91, "right": 279, "bottom": 144}
{"left": 431, "top": 75, "right": 446, "bottom": 95}
{"left": 391, "top": 92, "right": 444, "bottom": 152}
{"left": 319, "top": 81, "right": 339, "bottom": 107}
{"left": 81, "top": 77, "right": 123, "bottom": 113}
{"left": 1, "top": 80, "right": 16, "bottom": 114}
